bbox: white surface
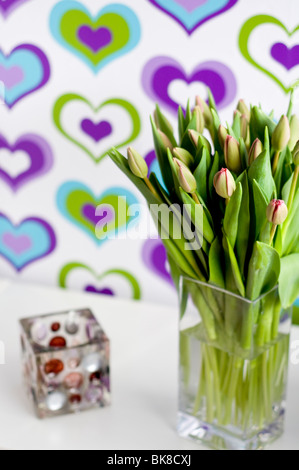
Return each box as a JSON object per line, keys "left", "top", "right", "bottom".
{"left": 0, "top": 279, "right": 298, "bottom": 451}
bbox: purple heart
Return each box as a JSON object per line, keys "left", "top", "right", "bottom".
{"left": 0, "top": 0, "right": 30, "bottom": 17}
{"left": 174, "top": 0, "right": 208, "bottom": 12}
{"left": 81, "top": 119, "right": 112, "bottom": 142}
{"left": 0, "top": 65, "right": 24, "bottom": 89}
{"left": 142, "top": 239, "right": 174, "bottom": 286}
{"left": 0, "top": 134, "right": 53, "bottom": 192}
{"left": 85, "top": 286, "right": 115, "bottom": 296}
{"left": 2, "top": 233, "right": 31, "bottom": 255}
{"left": 82, "top": 204, "right": 114, "bottom": 227}
{"left": 142, "top": 56, "right": 237, "bottom": 115}
{"left": 77, "top": 26, "right": 112, "bottom": 53}
{"left": 271, "top": 43, "right": 299, "bottom": 71}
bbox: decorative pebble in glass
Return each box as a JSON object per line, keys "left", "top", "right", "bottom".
{"left": 19, "top": 308, "right": 110, "bottom": 419}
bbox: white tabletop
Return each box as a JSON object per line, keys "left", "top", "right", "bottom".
{"left": 0, "top": 278, "right": 298, "bottom": 451}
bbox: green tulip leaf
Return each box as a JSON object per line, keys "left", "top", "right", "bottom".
{"left": 246, "top": 241, "right": 280, "bottom": 301}
{"left": 223, "top": 182, "right": 243, "bottom": 249}
{"left": 223, "top": 235, "right": 246, "bottom": 297}
{"left": 236, "top": 172, "right": 250, "bottom": 274}
{"left": 194, "top": 148, "right": 208, "bottom": 202}
{"left": 208, "top": 151, "right": 220, "bottom": 200}
{"left": 252, "top": 179, "right": 268, "bottom": 240}
{"left": 248, "top": 149, "right": 275, "bottom": 202}
{"left": 209, "top": 237, "right": 225, "bottom": 288}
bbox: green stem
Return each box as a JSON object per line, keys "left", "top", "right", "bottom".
{"left": 203, "top": 345, "right": 214, "bottom": 423}
{"left": 272, "top": 150, "right": 280, "bottom": 175}
{"left": 206, "top": 346, "right": 222, "bottom": 422}
{"left": 288, "top": 166, "right": 299, "bottom": 210}
{"left": 193, "top": 348, "right": 205, "bottom": 415}
{"left": 144, "top": 177, "right": 160, "bottom": 199}
{"left": 223, "top": 358, "right": 242, "bottom": 425}
{"left": 180, "top": 333, "right": 190, "bottom": 387}
{"left": 270, "top": 225, "right": 277, "bottom": 245}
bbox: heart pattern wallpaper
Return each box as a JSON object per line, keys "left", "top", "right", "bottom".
{"left": 0, "top": 0, "right": 297, "bottom": 305}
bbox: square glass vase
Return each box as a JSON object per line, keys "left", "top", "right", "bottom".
{"left": 19, "top": 308, "right": 110, "bottom": 418}
{"left": 178, "top": 278, "right": 292, "bottom": 451}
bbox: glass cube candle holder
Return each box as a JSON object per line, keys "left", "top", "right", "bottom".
{"left": 19, "top": 308, "right": 110, "bottom": 419}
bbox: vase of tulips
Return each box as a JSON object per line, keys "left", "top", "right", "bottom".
{"left": 109, "top": 90, "right": 299, "bottom": 450}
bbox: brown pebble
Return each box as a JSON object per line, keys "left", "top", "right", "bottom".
{"left": 70, "top": 394, "right": 82, "bottom": 404}
{"left": 51, "top": 322, "right": 61, "bottom": 332}
{"left": 89, "top": 371, "right": 102, "bottom": 383}
{"left": 44, "top": 359, "right": 64, "bottom": 375}
{"left": 49, "top": 336, "right": 66, "bottom": 348}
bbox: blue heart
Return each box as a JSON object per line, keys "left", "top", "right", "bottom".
{"left": 0, "top": 44, "right": 50, "bottom": 108}
{"left": 148, "top": 0, "right": 239, "bottom": 34}
{"left": 50, "top": 1, "right": 141, "bottom": 73}
{"left": 0, "top": 214, "right": 56, "bottom": 271}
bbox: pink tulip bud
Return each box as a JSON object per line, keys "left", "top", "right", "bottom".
{"left": 195, "top": 95, "right": 213, "bottom": 128}
{"left": 224, "top": 135, "right": 242, "bottom": 173}
{"left": 266, "top": 200, "right": 288, "bottom": 225}
{"left": 193, "top": 106, "right": 205, "bottom": 134}
{"left": 237, "top": 99, "right": 250, "bottom": 121}
{"left": 213, "top": 168, "right": 236, "bottom": 199}
{"left": 240, "top": 114, "right": 249, "bottom": 142}
{"left": 158, "top": 130, "right": 174, "bottom": 151}
{"left": 127, "top": 147, "right": 148, "bottom": 179}
{"left": 293, "top": 140, "right": 299, "bottom": 166}
{"left": 218, "top": 125, "right": 228, "bottom": 150}
{"left": 248, "top": 138, "right": 263, "bottom": 165}
{"left": 173, "top": 158, "right": 197, "bottom": 194}
{"left": 272, "top": 115, "right": 291, "bottom": 152}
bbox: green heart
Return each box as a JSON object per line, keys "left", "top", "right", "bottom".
{"left": 53, "top": 94, "right": 141, "bottom": 163}
{"left": 59, "top": 262, "right": 141, "bottom": 300}
{"left": 57, "top": 182, "right": 139, "bottom": 244}
{"left": 60, "top": 11, "right": 130, "bottom": 68}
{"left": 239, "top": 15, "right": 299, "bottom": 93}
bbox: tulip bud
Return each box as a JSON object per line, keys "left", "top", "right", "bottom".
{"left": 237, "top": 99, "right": 250, "bottom": 121}
{"left": 293, "top": 140, "right": 299, "bottom": 166}
{"left": 173, "top": 158, "right": 197, "bottom": 194}
{"left": 266, "top": 200, "right": 288, "bottom": 225}
{"left": 188, "top": 129, "right": 200, "bottom": 148}
{"left": 289, "top": 115, "right": 299, "bottom": 151}
{"left": 193, "top": 106, "right": 205, "bottom": 134}
{"left": 213, "top": 168, "right": 236, "bottom": 199}
{"left": 224, "top": 135, "right": 242, "bottom": 173}
{"left": 173, "top": 147, "right": 194, "bottom": 167}
{"left": 158, "top": 130, "right": 174, "bottom": 151}
{"left": 218, "top": 125, "right": 228, "bottom": 150}
{"left": 127, "top": 147, "right": 148, "bottom": 179}
{"left": 248, "top": 138, "right": 263, "bottom": 165}
{"left": 240, "top": 114, "right": 250, "bottom": 145}
{"left": 272, "top": 115, "right": 291, "bottom": 152}
{"left": 195, "top": 95, "right": 213, "bottom": 129}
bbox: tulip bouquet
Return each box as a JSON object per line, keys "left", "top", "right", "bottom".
{"left": 108, "top": 91, "right": 299, "bottom": 449}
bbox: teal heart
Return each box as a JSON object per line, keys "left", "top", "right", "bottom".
{"left": 50, "top": 1, "right": 141, "bottom": 73}
{"left": 0, "top": 213, "right": 56, "bottom": 271}
{"left": 56, "top": 181, "right": 140, "bottom": 244}
{"left": 239, "top": 15, "right": 299, "bottom": 93}
{"left": 53, "top": 94, "right": 141, "bottom": 163}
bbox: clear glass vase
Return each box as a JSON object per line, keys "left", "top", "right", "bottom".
{"left": 178, "top": 278, "right": 293, "bottom": 451}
